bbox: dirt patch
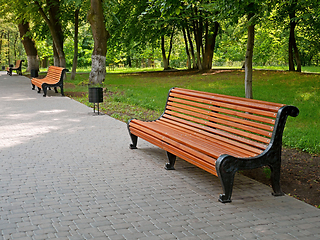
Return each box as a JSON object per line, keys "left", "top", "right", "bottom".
{"left": 241, "top": 148, "right": 320, "bottom": 207}
{"left": 65, "top": 91, "right": 87, "bottom": 98}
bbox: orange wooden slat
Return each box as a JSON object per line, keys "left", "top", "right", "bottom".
{"left": 166, "top": 105, "right": 273, "bottom": 138}
{"left": 165, "top": 110, "right": 271, "bottom": 144}
{"left": 169, "top": 101, "right": 274, "bottom": 132}
{"left": 162, "top": 114, "right": 269, "bottom": 149}
{"left": 130, "top": 124, "right": 219, "bottom": 163}
{"left": 154, "top": 120, "right": 259, "bottom": 157}
{"left": 138, "top": 120, "right": 255, "bottom": 158}
{"left": 167, "top": 97, "right": 276, "bottom": 125}
{"left": 159, "top": 118, "right": 264, "bottom": 155}
{"left": 169, "top": 92, "right": 278, "bottom": 118}
{"left": 172, "top": 88, "right": 284, "bottom": 111}
{"left": 129, "top": 127, "right": 218, "bottom": 176}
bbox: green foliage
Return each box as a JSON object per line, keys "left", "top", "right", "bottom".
{"left": 0, "top": 20, "right": 25, "bottom": 66}
{"left": 263, "top": 167, "right": 271, "bottom": 179}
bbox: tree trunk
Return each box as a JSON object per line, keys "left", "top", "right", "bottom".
{"left": 87, "top": 0, "right": 110, "bottom": 84}
{"left": 287, "top": 0, "right": 301, "bottom": 72}
{"left": 193, "top": 18, "right": 202, "bottom": 70}
{"left": 8, "top": 32, "right": 10, "bottom": 65}
{"left": 18, "top": 21, "right": 39, "bottom": 72}
{"left": 289, "top": 13, "right": 301, "bottom": 72}
{"left": 13, "top": 34, "right": 18, "bottom": 60}
{"left": 35, "top": 0, "right": 66, "bottom": 68}
{"left": 53, "top": 43, "right": 59, "bottom": 66}
{"left": 71, "top": 8, "right": 79, "bottom": 80}
{"left": 203, "top": 21, "right": 219, "bottom": 70}
{"left": 245, "top": 19, "right": 255, "bottom": 99}
{"left": 161, "top": 35, "right": 169, "bottom": 69}
{"left": 127, "top": 55, "right": 132, "bottom": 67}
{"left": 288, "top": 45, "right": 294, "bottom": 70}
{"left": 288, "top": 20, "right": 295, "bottom": 72}
{"left": 0, "top": 32, "right": 3, "bottom": 63}
{"left": 186, "top": 25, "right": 196, "bottom": 69}
{"left": 182, "top": 26, "right": 191, "bottom": 69}
{"left": 161, "top": 26, "right": 175, "bottom": 70}
{"left": 288, "top": 14, "right": 296, "bottom": 71}
{"left": 48, "top": 0, "right": 65, "bottom": 67}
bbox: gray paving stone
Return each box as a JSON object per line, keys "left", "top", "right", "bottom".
{"left": 0, "top": 72, "right": 320, "bottom": 240}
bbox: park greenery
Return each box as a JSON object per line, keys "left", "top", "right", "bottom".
{"left": 0, "top": 1, "right": 319, "bottom": 153}
{"left": 0, "top": 1, "right": 319, "bottom": 77}
{"left": 61, "top": 69, "right": 320, "bottom": 155}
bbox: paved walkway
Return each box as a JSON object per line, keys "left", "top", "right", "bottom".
{"left": 0, "top": 72, "right": 319, "bottom": 240}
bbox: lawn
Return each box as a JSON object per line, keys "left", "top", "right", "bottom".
{"left": 65, "top": 69, "right": 320, "bottom": 154}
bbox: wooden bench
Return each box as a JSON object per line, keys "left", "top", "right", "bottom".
{"left": 31, "top": 66, "right": 68, "bottom": 97}
{"left": 127, "top": 88, "right": 299, "bottom": 203}
{"left": 7, "top": 60, "right": 24, "bottom": 76}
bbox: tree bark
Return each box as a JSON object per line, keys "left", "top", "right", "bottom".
{"left": 161, "top": 35, "right": 169, "bottom": 70}
{"left": 87, "top": 0, "right": 110, "bottom": 84}
{"left": 182, "top": 26, "right": 191, "bottom": 69}
{"left": 8, "top": 32, "right": 10, "bottom": 65}
{"left": 0, "top": 31, "right": 3, "bottom": 63}
{"left": 186, "top": 25, "right": 196, "bottom": 69}
{"left": 245, "top": 17, "right": 255, "bottom": 99}
{"left": 71, "top": 8, "right": 79, "bottom": 80}
{"left": 53, "top": 42, "right": 59, "bottom": 66}
{"left": 35, "top": 0, "right": 66, "bottom": 68}
{"left": 288, "top": 28, "right": 295, "bottom": 71}
{"left": 167, "top": 26, "right": 175, "bottom": 66}
{"left": 18, "top": 21, "right": 39, "bottom": 72}
{"left": 193, "top": 18, "right": 202, "bottom": 70}
{"left": 288, "top": 1, "right": 301, "bottom": 72}
{"left": 203, "top": 21, "right": 219, "bottom": 70}
{"left": 161, "top": 27, "right": 175, "bottom": 70}
{"left": 289, "top": 16, "right": 301, "bottom": 72}
{"left": 13, "top": 33, "right": 18, "bottom": 60}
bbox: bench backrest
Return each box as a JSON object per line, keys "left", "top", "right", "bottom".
{"left": 46, "top": 66, "right": 66, "bottom": 82}
{"left": 13, "top": 60, "right": 23, "bottom": 68}
{"left": 162, "top": 88, "right": 285, "bottom": 157}
{"left": 15, "top": 60, "right": 21, "bottom": 68}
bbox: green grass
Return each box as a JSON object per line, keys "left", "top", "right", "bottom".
{"left": 65, "top": 69, "right": 320, "bottom": 154}
{"left": 254, "top": 65, "right": 320, "bottom": 73}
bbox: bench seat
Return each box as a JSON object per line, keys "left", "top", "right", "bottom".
{"left": 127, "top": 87, "right": 299, "bottom": 203}
{"left": 31, "top": 66, "right": 68, "bottom": 97}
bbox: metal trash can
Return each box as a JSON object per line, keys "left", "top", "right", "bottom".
{"left": 31, "top": 69, "right": 38, "bottom": 78}
{"left": 88, "top": 87, "right": 103, "bottom": 114}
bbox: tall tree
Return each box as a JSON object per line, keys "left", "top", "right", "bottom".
{"left": 202, "top": 21, "right": 220, "bottom": 70}
{"left": 71, "top": 8, "right": 80, "bottom": 80}
{"left": 139, "top": 0, "right": 220, "bottom": 70}
{"left": 288, "top": 5, "right": 301, "bottom": 72}
{"left": 245, "top": 12, "right": 255, "bottom": 99}
{"left": 35, "top": 0, "right": 66, "bottom": 67}
{"left": 161, "top": 26, "right": 175, "bottom": 70}
{"left": 274, "top": 0, "right": 313, "bottom": 72}
{"left": 215, "top": 0, "right": 275, "bottom": 99}
{"left": 87, "top": 0, "right": 110, "bottom": 84}
{"left": 18, "top": 21, "right": 39, "bottom": 72}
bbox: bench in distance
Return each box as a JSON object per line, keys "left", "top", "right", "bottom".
{"left": 127, "top": 87, "right": 299, "bottom": 203}
{"left": 7, "top": 60, "right": 24, "bottom": 76}
{"left": 31, "top": 66, "right": 68, "bottom": 97}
